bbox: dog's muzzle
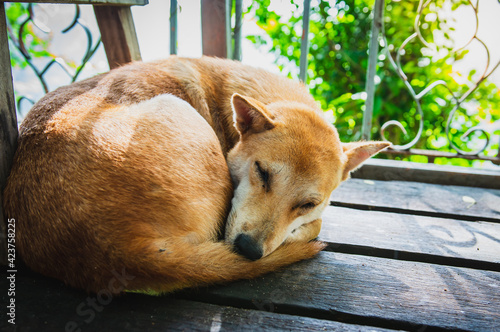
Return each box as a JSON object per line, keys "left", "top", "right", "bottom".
{"left": 234, "top": 234, "right": 263, "bottom": 261}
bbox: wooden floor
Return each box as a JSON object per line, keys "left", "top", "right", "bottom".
{"left": 2, "top": 170, "right": 499, "bottom": 331}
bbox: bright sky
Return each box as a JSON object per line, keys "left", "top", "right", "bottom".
{"left": 448, "top": 0, "right": 500, "bottom": 85}
{"left": 130, "top": 0, "right": 280, "bottom": 72}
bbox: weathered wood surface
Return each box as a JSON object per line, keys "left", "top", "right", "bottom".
{"left": 201, "top": 0, "right": 228, "bottom": 58}
{"left": 6, "top": 0, "right": 148, "bottom": 5}
{"left": 94, "top": 5, "right": 142, "bottom": 69}
{"left": 382, "top": 147, "right": 500, "bottom": 165}
{"left": 331, "top": 178, "right": 500, "bottom": 222}
{"left": 354, "top": 159, "right": 500, "bottom": 189}
{"left": 321, "top": 206, "right": 500, "bottom": 267}
{"left": 0, "top": 3, "right": 19, "bottom": 266}
{"left": 5, "top": 1, "right": 498, "bottom": 330}
{"left": 0, "top": 269, "right": 396, "bottom": 332}
{"left": 2, "top": 180, "right": 499, "bottom": 330}
{"left": 3, "top": 251, "right": 498, "bottom": 331}
{"left": 186, "top": 252, "right": 500, "bottom": 331}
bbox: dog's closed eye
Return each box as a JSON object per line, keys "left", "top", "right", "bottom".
{"left": 255, "top": 161, "right": 271, "bottom": 192}
{"left": 300, "top": 202, "right": 317, "bottom": 210}
{"left": 292, "top": 199, "right": 320, "bottom": 213}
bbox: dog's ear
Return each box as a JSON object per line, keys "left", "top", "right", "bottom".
{"left": 231, "top": 93, "right": 275, "bottom": 136}
{"left": 341, "top": 141, "right": 391, "bottom": 180}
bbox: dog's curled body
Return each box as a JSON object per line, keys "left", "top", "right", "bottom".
{"left": 3, "top": 57, "right": 335, "bottom": 293}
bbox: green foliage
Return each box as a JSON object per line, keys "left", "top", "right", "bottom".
{"left": 246, "top": 0, "right": 500, "bottom": 166}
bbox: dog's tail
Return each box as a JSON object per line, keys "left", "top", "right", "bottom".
{"left": 122, "top": 239, "right": 326, "bottom": 294}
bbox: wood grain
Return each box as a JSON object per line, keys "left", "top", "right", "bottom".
{"left": 94, "top": 5, "right": 141, "bottom": 69}
{"left": 0, "top": 269, "right": 395, "bottom": 331}
{"left": 353, "top": 159, "right": 500, "bottom": 189}
{"left": 0, "top": 3, "right": 19, "bottom": 265}
{"left": 320, "top": 206, "right": 500, "bottom": 265}
{"left": 331, "top": 178, "right": 500, "bottom": 222}
{"left": 192, "top": 251, "right": 500, "bottom": 331}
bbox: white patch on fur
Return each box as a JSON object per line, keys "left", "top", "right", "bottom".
{"left": 225, "top": 162, "right": 253, "bottom": 243}
{"left": 91, "top": 93, "right": 202, "bottom": 159}
{"left": 138, "top": 93, "right": 201, "bottom": 119}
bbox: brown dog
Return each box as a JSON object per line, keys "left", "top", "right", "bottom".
{"left": 3, "top": 56, "right": 389, "bottom": 293}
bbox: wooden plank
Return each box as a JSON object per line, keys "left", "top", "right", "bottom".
{"left": 353, "top": 158, "right": 500, "bottom": 189}
{"left": 6, "top": 0, "right": 148, "bottom": 5}
{"left": 189, "top": 252, "right": 500, "bottom": 331}
{"left": 382, "top": 147, "right": 500, "bottom": 164}
{"left": 1, "top": 269, "right": 395, "bottom": 331}
{"left": 201, "top": 0, "right": 228, "bottom": 58}
{"left": 0, "top": 3, "right": 19, "bottom": 266}
{"left": 331, "top": 178, "right": 500, "bottom": 222}
{"left": 94, "top": 5, "right": 141, "bottom": 69}
{"left": 320, "top": 206, "right": 500, "bottom": 266}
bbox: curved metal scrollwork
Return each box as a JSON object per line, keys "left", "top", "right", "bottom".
{"left": 6, "top": 3, "right": 102, "bottom": 116}
{"left": 380, "top": 0, "right": 500, "bottom": 156}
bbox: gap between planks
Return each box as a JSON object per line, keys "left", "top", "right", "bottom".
{"left": 0, "top": 269, "right": 396, "bottom": 332}
{"left": 322, "top": 242, "right": 500, "bottom": 273}
{"left": 330, "top": 201, "right": 500, "bottom": 224}
{"left": 320, "top": 205, "right": 500, "bottom": 272}
{"left": 174, "top": 294, "right": 446, "bottom": 332}
{"left": 176, "top": 251, "right": 500, "bottom": 331}
{"left": 330, "top": 178, "right": 500, "bottom": 223}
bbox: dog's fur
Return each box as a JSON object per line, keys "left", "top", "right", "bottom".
{"left": 3, "top": 56, "right": 389, "bottom": 293}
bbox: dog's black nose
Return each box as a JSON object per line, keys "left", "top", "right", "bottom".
{"left": 234, "top": 234, "right": 263, "bottom": 261}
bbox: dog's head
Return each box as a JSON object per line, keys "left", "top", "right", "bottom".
{"left": 225, "top": 94, "right": 389, "bottom": 260}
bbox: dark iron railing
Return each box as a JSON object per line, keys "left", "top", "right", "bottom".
{"left": 371, "top": 0, "right": 500, "bottom": 164}
{"left": 7, "top": 0, "right": 500, "bottom": 165}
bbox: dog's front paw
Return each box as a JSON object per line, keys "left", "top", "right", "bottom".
{"left": 285, "top": 218, "right": 322, "bottom": 243}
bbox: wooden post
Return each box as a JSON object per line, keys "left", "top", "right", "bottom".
{"left": 93, "top": 5, "right": 142, "bottom": 69}
{"left": 201, "top": 0, "right": 227, "bottom": 58}
{"left": 0, "top": 3, "right": 19, "bottom": 265}
{"left": 170, "top": 0, "right": 177, "bottom": 54}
